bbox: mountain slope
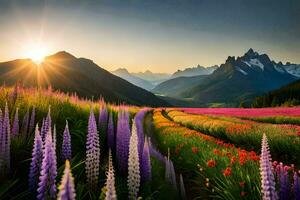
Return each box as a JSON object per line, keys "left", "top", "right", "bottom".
{"left": 152, "top": 75, "right": 208, "bottom": 97}
{"left": 111, "top": 68, "right": 154, "bottom": 90}
{"left": 252, "top": 79, "right": 300, "bottom": 107}
{"left": 171, "top": 65, "right": 218, "bottom": 78}
{"left": 0, "top": 51, "right": 169, "bottom": 106}
{"left": 179, "top": 49, "right": 297, "bottom": 105}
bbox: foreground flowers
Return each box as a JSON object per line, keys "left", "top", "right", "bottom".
{"left": 127, "top": 120, "right": 140, "bottom": 199}
{"left": 86, "top": 108, "right": 100, "bottom": 189}
{"left": 57, "top": 160, "right": 76, "bottom": 200}
{"left": 37, "top": 130, "right": 57, "bottom": 200}
{"left": 105, "top": 149, "right": 117, "bottom": 200}
{"left": 260, "top": 134, "right": 277, "bottom": 200}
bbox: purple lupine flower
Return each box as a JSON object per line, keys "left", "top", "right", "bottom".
{"left": 62, "top": 121, "right": 72, "bottom": 161}
{"left": 294, "top": 172, "right": 300, "bottom": 200}
{"left": 127, "top": 120, "right": 140, "bottom": 199}
{"left": 107, "top": 112, "right": 115, "bottom": 151}
{"left": 141, "top": 138, "right": 151, "bottom": 182}
{"left": 41, "top": 107, "right": 51, "bottom": 142}
{"left": 99, "top": 106, "right": 108, "bottom": 149}
{"left": 57, "top": 160, "right": 76, "bottom": 200}
{"left": 134, "top": 109, "right": 148, "bottom": 162}
{"left": 105, "top": 149, "right": 117, "bottom": 200}
{"left": 29, "top": 107, "right": 35, "bottom": 134}
{"left": 85, "top": 108, "right": 100, "bottom": 189}
{"left": 40, "top": 118, "right": 46, "bottom": 142}
{"left": 260, "top": 134, "right": 278, "bottom": 200}
{"left": 29, "top": 125, "right": 43, "bottom": 192}
{"left": 37, "top": 129, "right": 57, "bottom": 200}
{"left": 21, "top": 109, "right": 30, "bottom": 136}
{"left": 0, "top": 109, "right": 4, "bottom": 172}
{"left": 179, "top": 174, "right": 186, "bottom": 200}
{"left": 11, "top": 108, "right": 19, "bottom": 136}
{"left": 278, "top": 163, "right": 290, "bottom": 200}
{"left": 1, "top": 103, "right": 11, "bottom": 173}
{"left": 116, "top": 110, "right": 130, "bottom": 174}
{"left": 53, "top": 125, "right": 56, "bottom": 153}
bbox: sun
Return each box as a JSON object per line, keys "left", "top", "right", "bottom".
{"left": 26, "top": 45, "right": 47, "bottom": 64}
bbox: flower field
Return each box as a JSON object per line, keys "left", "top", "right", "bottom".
{"left": 167, "top": 109, "right": 300, "bottom": 165}
{"left": 0, "top": 85, "right": 300, "bottom": 200}
{"left": 181, "top": 107, "right": 300, "bottom": 125}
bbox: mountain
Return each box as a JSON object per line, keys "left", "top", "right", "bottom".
{"left": 252, "top": 79, "right": 300, "bottom": 107}
{"left": 111, "top": 68, "right": 155, "bottom": 90}
{"left": 152, "top": 75, "right": 208, "bottom": 97}
{"left": 171, "top": 65, "right": 218, "bottom": 78}
{"left": 173, "top": 48, "right": 298, "bottom": 106}
{"left": 132, "top": 70, "right": 171, "bottom": 85}
{"left": 0, "top": 51, "right": 169, "bottom": 107}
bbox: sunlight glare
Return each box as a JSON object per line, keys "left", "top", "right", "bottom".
{"left": 26, "top": 44, "right": 48, "bottom": 64}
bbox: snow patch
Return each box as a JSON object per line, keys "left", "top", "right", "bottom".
{"left": 249, "top": 58, "right": 264, "bottom": 70}
{"left": 274, "top": 64, "right": 285, "bottom": 73}
{"left": 285, "top": 64, "right": 300, "bottom": 78}
{"left": 235, "top": 66, "right": 248, "bottom": 75}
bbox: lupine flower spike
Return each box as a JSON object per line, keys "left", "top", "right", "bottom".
{"left": 107, "top": 112, "right": 115, "bottom": 151}
{"left": 116, "top": 110, "right": 130, "bottom": 174}
{"left": 1, "top": 102, "right": 11, "bottom": 174}
{"left": 53, "top": 124, "right": 57, "bottom": 153}
{"left": 11, "top": 108, "right": 19, "bottom": 136}
{"left": 127, "top": 120, "right": 140, "bottom": 199}
{"left": 179, "top": 174, "right": 186, "bottom": 200}
{"left": 22, "top": 109, "right": 29, "bottom": 136}
{"left": 86, "top": 108, "right": 100, "bottom": 189}
{"left": 141, "top": 138, "right": 151, "bottom": 182}
{"left": 29, "top": 125, "right": 43, "bottom": 192}
{"left": 62, "top": 121, "right": 72, "bottom": 161}
{"left": 57, "top": 160, "right": 76, "bottom": 200}
{"left": 0, "top": 109, "right": 3, "bottom": 171}
{"left": 294, "top": 172, "right": 300, "bottom": 200}
{"left": 29, "top": 107, "right": 35, "bottom": 134}
{"left": 37, "top": 129, "right": 57, "bottom": 200}
{"left": 105, "top": 149, "right": 117, "bottom": 200}
{"left": 260, "top": 134, "right": 278, "bottom": 200}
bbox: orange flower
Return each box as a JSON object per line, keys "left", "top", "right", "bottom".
{"left": 192, "top": 147, "right": 199, "bottom": 154}
{"left": 230, "top": 156, "right": 236, "bottom": 165}
{"left": 223, "top": 167, "right": 232, "bottom": 176}
{"left": 207, "top": 159, "right": 217, "bottom": 167}
{"left": 213, "top": 149, "right": 221, "bottom": 155}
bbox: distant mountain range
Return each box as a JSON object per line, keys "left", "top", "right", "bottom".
{"left": 112, "top": 65, "right": 217, "bottom": 90}
{"left": 111, "top": 68, "right": 155, "bottom": 90}
{"left": 153, "top": 48, "right": 300, "bottom": 106}
{"left": 132, "top": 70, "right": 171, "bottom": 85}
{"left": 0, "top": 51, "right": 169, "bottom": 107}
{"left": 171, "top": 65, "right": 218, "bottom": 79}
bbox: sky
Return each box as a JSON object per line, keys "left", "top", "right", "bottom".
{"left": 0, "top": 0, "right": 299, "bottom": 73}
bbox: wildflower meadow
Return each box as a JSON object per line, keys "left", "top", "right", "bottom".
{"left": 0, "top": 85, "right": 299, "bottom": 200}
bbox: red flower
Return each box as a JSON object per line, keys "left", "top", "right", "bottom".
{"left": 240, "top": 191, "right": 246, "bottom": 197}
{"left": 192, "top": 147, "right": 199, "bottom": 154}
{"left": 230, "top": 156, "right": 236, "bottom": 165}
{"left": 223, "top": 167, "right": 232, "bottom": 176}
{"left": 213, "top": 149, "right": 221, "bottom": 155}
{"left": 207, "top": 159, "right": 217, "bottom": 167}
{"left": 239, "top": 181, "right": 245, "bottom": 187}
